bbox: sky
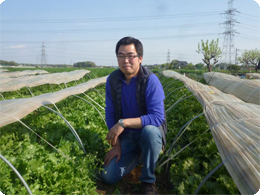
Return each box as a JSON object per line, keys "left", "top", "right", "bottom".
{"left": 0, "top": 0, "right": 259, "bottom": 66}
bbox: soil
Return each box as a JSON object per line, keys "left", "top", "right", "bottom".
{"left": 96, "top": 166, "right": 173, "bottom": 195}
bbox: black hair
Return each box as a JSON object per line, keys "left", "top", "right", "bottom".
{"left": 115, "top": 36, "right": 143, "bottom": 57}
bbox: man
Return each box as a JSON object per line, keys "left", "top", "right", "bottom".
{"left": 101, "top": 36, "right": 167, "bottom": 195}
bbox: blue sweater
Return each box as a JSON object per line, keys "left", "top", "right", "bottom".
{"left": 105, "top": 73, "right": 165, "bottom": 133}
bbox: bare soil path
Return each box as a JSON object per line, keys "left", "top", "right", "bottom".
{"left": 96, "top": 166, "right": 172, "bottom": 195}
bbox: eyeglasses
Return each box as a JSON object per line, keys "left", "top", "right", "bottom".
{"left": 117, "top": 55, "right": 139, "bottom": 60}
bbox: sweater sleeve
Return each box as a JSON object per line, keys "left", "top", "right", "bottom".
{"left": 140, "top": 74, "right": 165, "bottom": 127}
{"left": 105, "top": 76, "right": 117, "bottom": 130}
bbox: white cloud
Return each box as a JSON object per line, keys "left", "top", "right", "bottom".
{"left": 5, "top": 45, "right": 26, "bottom": 49}
{"left": 255, "top": 0, "right": 260, "bottom": 6}
{"left": 0, "top": 0, "right": 5, "bottom": 5}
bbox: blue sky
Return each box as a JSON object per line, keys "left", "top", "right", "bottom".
{"left": 0, "top": 0, "right": 259, "bottom": 66}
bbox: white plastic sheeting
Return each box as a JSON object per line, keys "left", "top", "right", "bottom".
{"left": 0, "top": 69, "right": 8, "bottom": 72}
{"left": 204, "top": 72, "right": 260, "bottom": 105}
{"left": 0, "top": 70, "right": 90, "bottom": 92}
{"left": 0, "top": 76, "right": 107, "bottom": 128}
{"left": 0, "top": 70, "right": 49, "bottom": 78}
{"left": 246, "top": 73, "right": 260, "bottom": 79}
{"left": 163, "top": 70, "right": 260, "bottom": 195}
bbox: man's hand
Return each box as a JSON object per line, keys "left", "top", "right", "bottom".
{"left": 106, "top": 123, "right": 124, "bottom": 145}
{"left": 104, "top": 140, "right": 121, "bottom": 166}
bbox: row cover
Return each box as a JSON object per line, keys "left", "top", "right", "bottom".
{"left": 0, "top": 69, "right": 8, "bottom": 72}
{"left": 0, "top": 76, "right": 107, "bottom": 128}
{"left": 0, "top": 70, "right": 49, "bottom": 78}
{"left": 204, "top": 72, "right": 260, "bottom": 105}
{"left": 246, "top": 73, "right": 260, "bottom": 79}
{"left": 163, "top": 70, "right": 260, "bottom": 195}
{"left": 0, "top": 70, "right": 90, "bottom": 92}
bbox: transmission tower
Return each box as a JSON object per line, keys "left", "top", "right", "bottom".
{"left": 220, "top": 0, "right": 240, "bottom": 70}
{"left": 41, "top": 42, "right": 47, "bottom": 66}
{"left": 166, "top": 49, "right": 170, "bottom": 69}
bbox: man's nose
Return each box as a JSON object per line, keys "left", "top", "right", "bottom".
{"left": 123, "top": 57, "right": 130, "bottom": 62}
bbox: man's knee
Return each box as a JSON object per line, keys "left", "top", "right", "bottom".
{"left": 100, "top": 158, "right": 123, "bottom": 185}
{"left": 141, "top": 125, "right": 161, "bottom": 141}
{"left": 100, "top": 169, "right": 117, "bottom": 185}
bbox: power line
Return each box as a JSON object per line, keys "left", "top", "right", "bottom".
{"left": 0, "top": 46, "right": 202, "bottom": 57}
{"left": 0, "top": 32, "right": 219, "bottom": 44}
{"left": 0, "top": 22, "right": 220, "bottom": 34}
{"left": 239, "top": 12, "right": 260, "bottom": 20}
{"left": 1, "top": 49, "right": 202, "bottom": 60}
{"left": 236, "top": 15, "right": 260, "bottom": 22}
{"left": 237, "top": 24, "right": 259, "bottom": 31}
{"left": 1, "top": 51, "right": 200, "bottom": 60}
{"left": 236, "top": 34, "right": 259, "bottom": 41}
{"left": 0, "top": 11, "right": 222, "bottom": 23}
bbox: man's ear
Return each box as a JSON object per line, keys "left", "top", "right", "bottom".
{"left": 139, "top": 55, "right": 143, "bottom": 64}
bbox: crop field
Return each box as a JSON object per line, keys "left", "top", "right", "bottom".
{"left": 158, "top": 73, "right": 239, "bottom": 194}
{"left": 0, "top": 67, "right": 241, "bottom": 194}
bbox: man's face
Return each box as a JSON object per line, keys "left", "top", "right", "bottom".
{"left": 117, "top": 44, "right": 143, "bottom": 78}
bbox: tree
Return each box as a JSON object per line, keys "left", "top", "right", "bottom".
{"left": 184, "top": 62, "right": 195, "bottom": 70}
{"left": 227, "top": 64, "right": 241, "bottom": 73}
{"left": 196, "top": 39, "right": 222, "bottom": 72}
{"left": 170, "top": 59, "right": 178, "bottom": 69}
{"left": 237, "top": 49, "right": 260, "bottom": 73}
{"left": 160, "top": 63, "right": 166, "bottom": 69}
{"left": 195, "top": 63, "right": 204, "bottom": 70}
{"left": 0, "top": 60, "right": 18, "bottom": 66}
{"left": 73, "top": 61, "right": 96, "bottom": 68}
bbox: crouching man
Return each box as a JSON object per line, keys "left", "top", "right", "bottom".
{"left": 100, "top": 36, "right": 167, "bottom": 195}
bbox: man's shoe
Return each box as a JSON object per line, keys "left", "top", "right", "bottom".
{"left": 141, "top": 182, "right": 159, "bottom": 195}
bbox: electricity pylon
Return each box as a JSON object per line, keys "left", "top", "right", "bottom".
{"left": 220, "top": 0, "right": 240, "bottom": 70}
{"left": 41, "top": 42, "right": 47, "bottom": 66}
